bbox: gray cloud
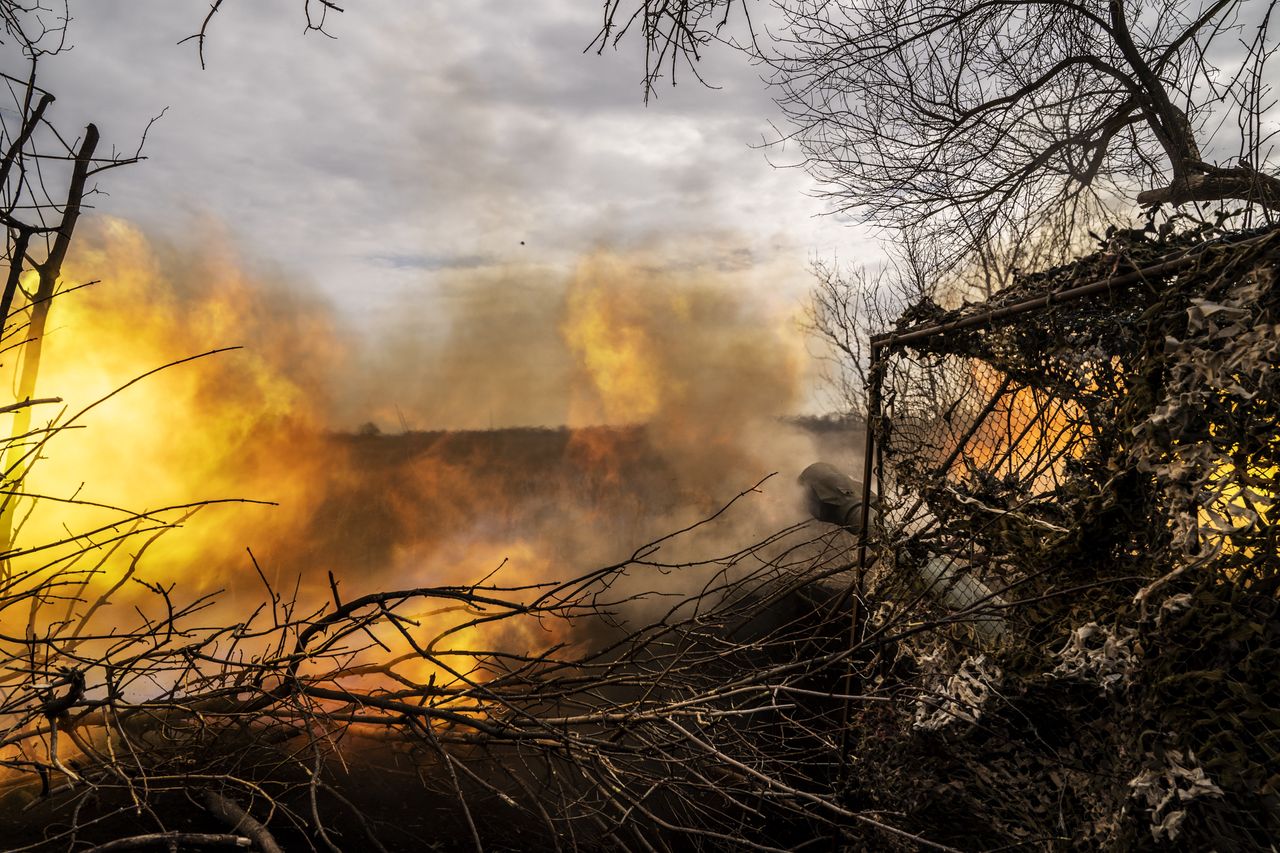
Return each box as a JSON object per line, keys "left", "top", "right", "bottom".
{"left": 368, "top": 252, "right": 498, "bottom": 272}
{"left": 14, "top": 1, "right": 873, "bottom": 420}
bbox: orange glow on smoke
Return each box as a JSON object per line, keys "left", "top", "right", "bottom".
{"left": 2, "top": 219, "right": 332, "bottom": 596}
{"left": 943, "top": 361, "right": 1093, "bottom": 493}
{"left": 0, "top": 219, "right": 816, "bottom": 679}
{"left": 0, "top": 220, "right": 560, "bottom": 660}
{"left": 562, "top": 255, "right": 669, "bottom": 425}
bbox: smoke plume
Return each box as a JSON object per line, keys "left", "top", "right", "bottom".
{"left": 6, "top": 217, "right": 828, "bottom": 628}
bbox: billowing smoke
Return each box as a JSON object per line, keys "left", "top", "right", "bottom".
{"left": 7, "top": 217, "right": 829, "bottom": 627}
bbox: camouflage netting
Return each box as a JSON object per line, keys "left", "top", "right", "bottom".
{"left": 849, "top": 222, "right": 1280, "bottom": 849}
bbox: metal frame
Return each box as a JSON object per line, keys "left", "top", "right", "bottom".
{"left": 849, "top": 230, "right": 1269, "bottom": 571}
{"left": 830, "top": 233, "right": 1249, "bottom": 813}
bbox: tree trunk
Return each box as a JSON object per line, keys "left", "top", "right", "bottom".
{"left": 0, "top": 124, "right": 99, "bottom": 557}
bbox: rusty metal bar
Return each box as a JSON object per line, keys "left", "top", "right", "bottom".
{"left": 856, "top": 343, "right": 882, "bottom": 574}
{"left": 831, "top": 341, "right": 885, "bottom": 836}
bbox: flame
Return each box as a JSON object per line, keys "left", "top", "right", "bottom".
{"left": 2, "top": 218, "right": 333, "bottom": 600}
{"left": 560, "top": 250, "right": 813, "bottom": 519}
{"left": 562, "top": 255, "right": 669, "bottom": 425}
{"left": 1196, "top": 438, "right": 1278, "bottom": 567}
{"left": 0, "top": 220, "right": 817, "bottom": 671}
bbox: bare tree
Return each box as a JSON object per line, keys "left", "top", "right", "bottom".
{"left": 593, "top": 0, "right": 1280, "bottom": 421}
{"left": 599, "top": 0, "right": 1280, "bottom": 261}
{"left": 804, "top": 245, "right": 927, "bottom": 411}
{"left": 183, "top": 0, "right": 345, "bottom": 68}
{"left": 0, "top": 6, "right": 154, "bottom": 560}
{"left": 774, "top": 0, "right": 1279, "bottom": 256}
{"left": 1, "top": 465, "right": 980, "bottom": 850}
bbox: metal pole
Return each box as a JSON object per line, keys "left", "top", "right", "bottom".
{"left": 868, "top": 229, "right": 1280, "bottom": 350}
{"left": 856, "top": 343, "right": 881, "bottom": 574}
{"left": 831, "top": 341, "right": 884, "bottom": 848}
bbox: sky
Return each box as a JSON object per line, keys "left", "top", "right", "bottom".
{"left": 29, "top": 2, "right": 868, "bottom": 343}
{"left": 19, "top": 2, "right": 1277, "bottom": 431}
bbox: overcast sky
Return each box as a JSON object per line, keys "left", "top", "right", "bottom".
{"left": 0, "top": 1, "right": 894, "bottom": 431}
{"left": 31, "top": 3, "right": 867, "bottom": 327}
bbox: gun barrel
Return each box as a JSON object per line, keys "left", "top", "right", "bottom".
{"left": 798, "top": 462, "right": 874, "bottom": 529}
{"left": 799, "top": 461, "right": 1005, "bottom": 643}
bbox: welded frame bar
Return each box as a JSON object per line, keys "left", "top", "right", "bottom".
{"left": 856, "top": 342, "right": 882, "bottom": 575}
{"left": 867, "top": 228, "right": 1280, "bottom": 351}
{"left": 831, "top": 338, "right": 885, "bottom": 846}
{"left": 857, "top": 236, "right": 1242, "bottom": 540}
{"left": 827, "top": 225, "right": 1279, "bottom": 843}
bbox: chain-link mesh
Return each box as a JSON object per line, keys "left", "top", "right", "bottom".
{"left": 869, "top": 347, "right": 1098, "bottom": 640}
{"left": 839, "top": 224, "right": 1280, "bottom": 849}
